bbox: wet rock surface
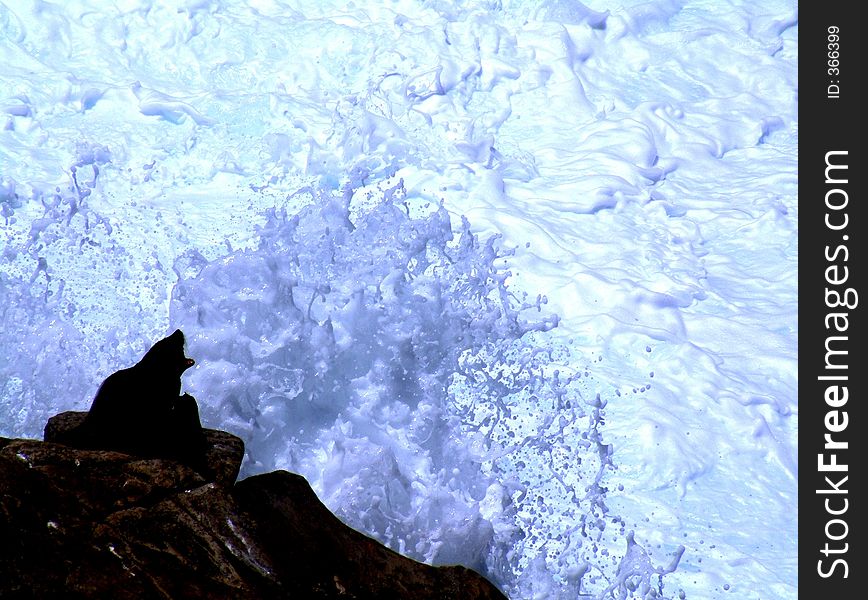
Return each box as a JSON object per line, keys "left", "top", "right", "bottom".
{"left": 45, "top": 411, "right": 244, "bottom": 488}
{"left": 0, "top": 417, "right": 507, "bottom": 599}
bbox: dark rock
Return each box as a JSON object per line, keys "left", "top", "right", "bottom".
{"left": 46, "top": 411, "right": 244, "bottom": 487}
{"left": 42, "top": 410, "right": 82, "bottom": 444}
{"left": 235, "top": 470, "right": 509, "bottom": 599}
{"left": 2, "top": 424, "right": 508, "bottom": 600}
{"left": 0, "top": 439, "right": 278, "bottom": 599}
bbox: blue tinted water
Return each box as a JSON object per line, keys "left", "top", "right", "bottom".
{"left": 1, "top": 1, "right": 796, "bottom": 598}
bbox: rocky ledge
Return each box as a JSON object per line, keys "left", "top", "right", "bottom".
{"left": 0, "top": 412, "right": 506, "bottom": 599}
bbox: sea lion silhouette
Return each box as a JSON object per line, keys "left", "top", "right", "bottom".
{"left": 78, "top": 329, "right": 208, "bottom": 472}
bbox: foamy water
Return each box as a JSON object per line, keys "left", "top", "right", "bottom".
{"left": 1, "top": 1, "right": 797, "bottom": 598}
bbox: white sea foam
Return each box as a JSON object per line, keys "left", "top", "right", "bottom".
{"left": 1, "top": 0, "right": 796, "bottom": 597}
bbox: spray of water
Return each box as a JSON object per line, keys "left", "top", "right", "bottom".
{"left": 1, "top": 146, "right": 683, "bottom": 599}
{"left": 169, "top": 174, "right": 683, "bottom": 597}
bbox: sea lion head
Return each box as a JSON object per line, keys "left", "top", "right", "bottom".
{"left": 140, "top": 329, "right": 195, "bottom": 375}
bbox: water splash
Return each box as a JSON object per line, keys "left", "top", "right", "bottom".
{"left": 168, "top": 175, "right": 681, "bottom": 597}
{"left": 602, "top": 532, "right": 685, "bottom": 600}
{"left": 0, "top": 155, "right": 685, "bottom": 597}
